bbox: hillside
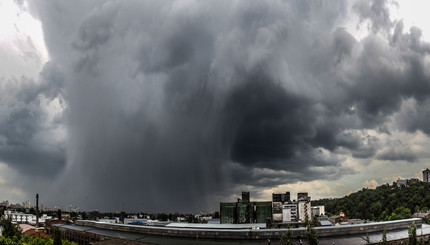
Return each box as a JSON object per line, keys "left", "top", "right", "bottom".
{"left": 312, "top": 182, "right": 430, "bottom": 221}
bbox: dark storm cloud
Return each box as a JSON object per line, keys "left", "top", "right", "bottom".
{"left": 377, "top": 148, "right": 418, "bottom": 162}
{"left": 0, "top": 62, "right": 66, "bottom": 176}
{"left": 16, "top": 0, "right": 430, "bottom": 211}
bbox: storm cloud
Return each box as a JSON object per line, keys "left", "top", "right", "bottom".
{"left": 2, "top": 0, "right": 430, "bottom": 211}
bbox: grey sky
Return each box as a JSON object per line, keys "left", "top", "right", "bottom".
{"left": 1, "top": 0, "right": 430, "bottom": 212}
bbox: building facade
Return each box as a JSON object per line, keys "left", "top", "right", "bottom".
{"left": 297, "top": 193, "right": 311, "bottom": 222}
{"left": 272, "top": 192, "right": 291, "bottom": 222}
{"left": 423, "top": 168, "right": 430, "bottom": 183}
{"left": 282, "top": 203, "right": 298, "bottom": 222}
{"left": 220, "top": 192, "right": 272, "bottom": 224}
{"left": 3, "top": 210, "right": 51, "bottom": 225}
{"left": 311, "top": 206, "right": 325, "bottom": 217}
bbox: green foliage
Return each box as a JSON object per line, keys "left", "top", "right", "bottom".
{"left": 304, "top": 213, "right": 310, "bottom": 227}
{"left": 0, "top": 235, "right": 75, "bottom": 245}
{"left": 312, "top": 182, "right": 429, "bottom": 220}
{"left": 280, "top": 225, "right": 293, "bottom": 245}
{"left": 81, "top": 212, "right": 87, "bottom": 220}
{"left": 306, "top": 225, "right": 318, "bottom": 245}
{"left": 52, "top": 228, "right": 62, "bottom": 245}
{"left": 366, "top": 232, "right": 370, "bottom": 244}
{"left": 388, "top": 206, "right": 412, "bottom": 221}
{"left": 312, "top": 219, "right": 321, "bottom": 227}
{"left": 0, "top": 218, "right": 22, "bottom": 239}
{"left": 380, "top": 228, "right": 387, "bottom": 245}
{"left": 57, "top": 209, "right": 62, "bottom": 220}
{"left": 408, "top": 223, "right": 417, "bottom": 245}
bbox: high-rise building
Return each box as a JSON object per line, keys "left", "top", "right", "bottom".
{"left": 272, "top": 192, "right": 290, "bottom": 203}
{"left": 272, "top": 192, "right": 291, "bottom": 222}
{"left": 298, "top": 199, "right": 311, "bottom": 222}
{"left": 423, "top": 168, "right": 430, "bottom": 182}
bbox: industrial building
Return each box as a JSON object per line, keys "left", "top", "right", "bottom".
{"left": 220, "top": 191, "right": 314, "bottom": 224}
{"left": 220, "top": 192, "right": 272, "bottom": 224}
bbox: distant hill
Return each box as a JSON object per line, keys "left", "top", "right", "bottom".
{"left": 312, "top": 182, "right": 430, "bottom": 221}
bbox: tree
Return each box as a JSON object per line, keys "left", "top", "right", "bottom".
{"left": 306, "top": 225, "right": 318, "bottom": 245}
{"left": 58, "top": 209, "right": 62, "bottom": 220}
{"left": 388, "top": 206, "right": 412, "bottom": 221}
{"left": 380, "top": 228, "right": 387, "bottom": 245}
{"left": 81, "top": 212, "right": 87, "bottom": 220}
{"left": 52, "top": 228, "right": 62, "bottom": 245}
{"left": 366, "top": 232, "right": 370, "bottom": 244}
{"left": 0, "top": 218, "right": 22, "bottom": 239}
{"left": 370, "top": 202, "right": 382, "bottom": 220}
{"left": 280, "top": 225, "right": 293, "bottom": 245}
{"left": 408, "top": 223, "right": 417, "bottom": 245}
{"left": 304, "top": 213, "right": 310, "bottom": 227}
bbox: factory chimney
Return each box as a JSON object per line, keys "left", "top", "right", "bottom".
{"left": 36, "top": 193, "right": 39, "bottom": 228}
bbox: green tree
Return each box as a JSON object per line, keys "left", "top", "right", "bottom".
{"left": 81, "top": 212, "right": 87, "bottom": 220}
{"left": 366, "top": 232, "right": 370, "bottom": 244}
{"left": 370, "top": 202, "right": 382, "bottom": 220}
{"left": 408, "top": 223, "right": 417, "bottom": 245}
{"left": 380, "top": 228, "right": 387, "bottom": 245}
{"left": 304, "top": 213, "right": 310, "bottom": 227}
{"left": 306, "top": 225, "right": 318, "bottom": 245}
{"left": 280, "top": 225, "right": 293, "bottom": 245}
{"left": 388, "top": 206, "right": 412, "bottom": 221}
{"left": 57, "top": 209, "right": 62, "bottom": 220}
{"left": 0, "top": 234, "right": 77, "bottom": 245}
{"left": 0, "top": 218, "right": 22, "bottom": 239}
{"left": 311, "top": 182, "right": 430, "bottom": 221}
{"left": 52, "top": 228, "right": 62, "bottom": 245}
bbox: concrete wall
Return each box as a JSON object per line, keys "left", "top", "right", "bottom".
{"left": 74, "top": 218, "right": 422, "bottom": 240}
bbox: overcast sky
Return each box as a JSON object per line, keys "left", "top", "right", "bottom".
{"left": 1, "top": 0, "right": 430, "bottom": 212}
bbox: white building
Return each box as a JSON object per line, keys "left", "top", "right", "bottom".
{"left": 3, "top": 210, "right": 51, "bottom": 225}
{"left": 311, "top": 206, "right": 325, "bottom": 217}
{"left": 282, "top": 203, "right": 298, "bottom": 222}
{"left": 298, "top": 200, "right": 311, "bottom": 222}
{"left": 98, "top": 218, "right": 119, "bottom": 224}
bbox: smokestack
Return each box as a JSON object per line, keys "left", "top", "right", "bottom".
{"left": 36, "top": 193, "right": 39, "bottom": 228}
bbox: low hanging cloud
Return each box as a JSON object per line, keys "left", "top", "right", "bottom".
{"left": 1, "top": 0, "right": 429, "bottom": 211}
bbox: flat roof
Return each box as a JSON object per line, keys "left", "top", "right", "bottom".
{"left": 55, "top": 220, "right": 430, "bottom": 245}
{"left": 165, "top": 223, "right": 266, "bottom": 229}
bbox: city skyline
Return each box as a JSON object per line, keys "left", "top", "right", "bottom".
{"left": 1, "top": 0, "right": 430, "bottom": 212}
